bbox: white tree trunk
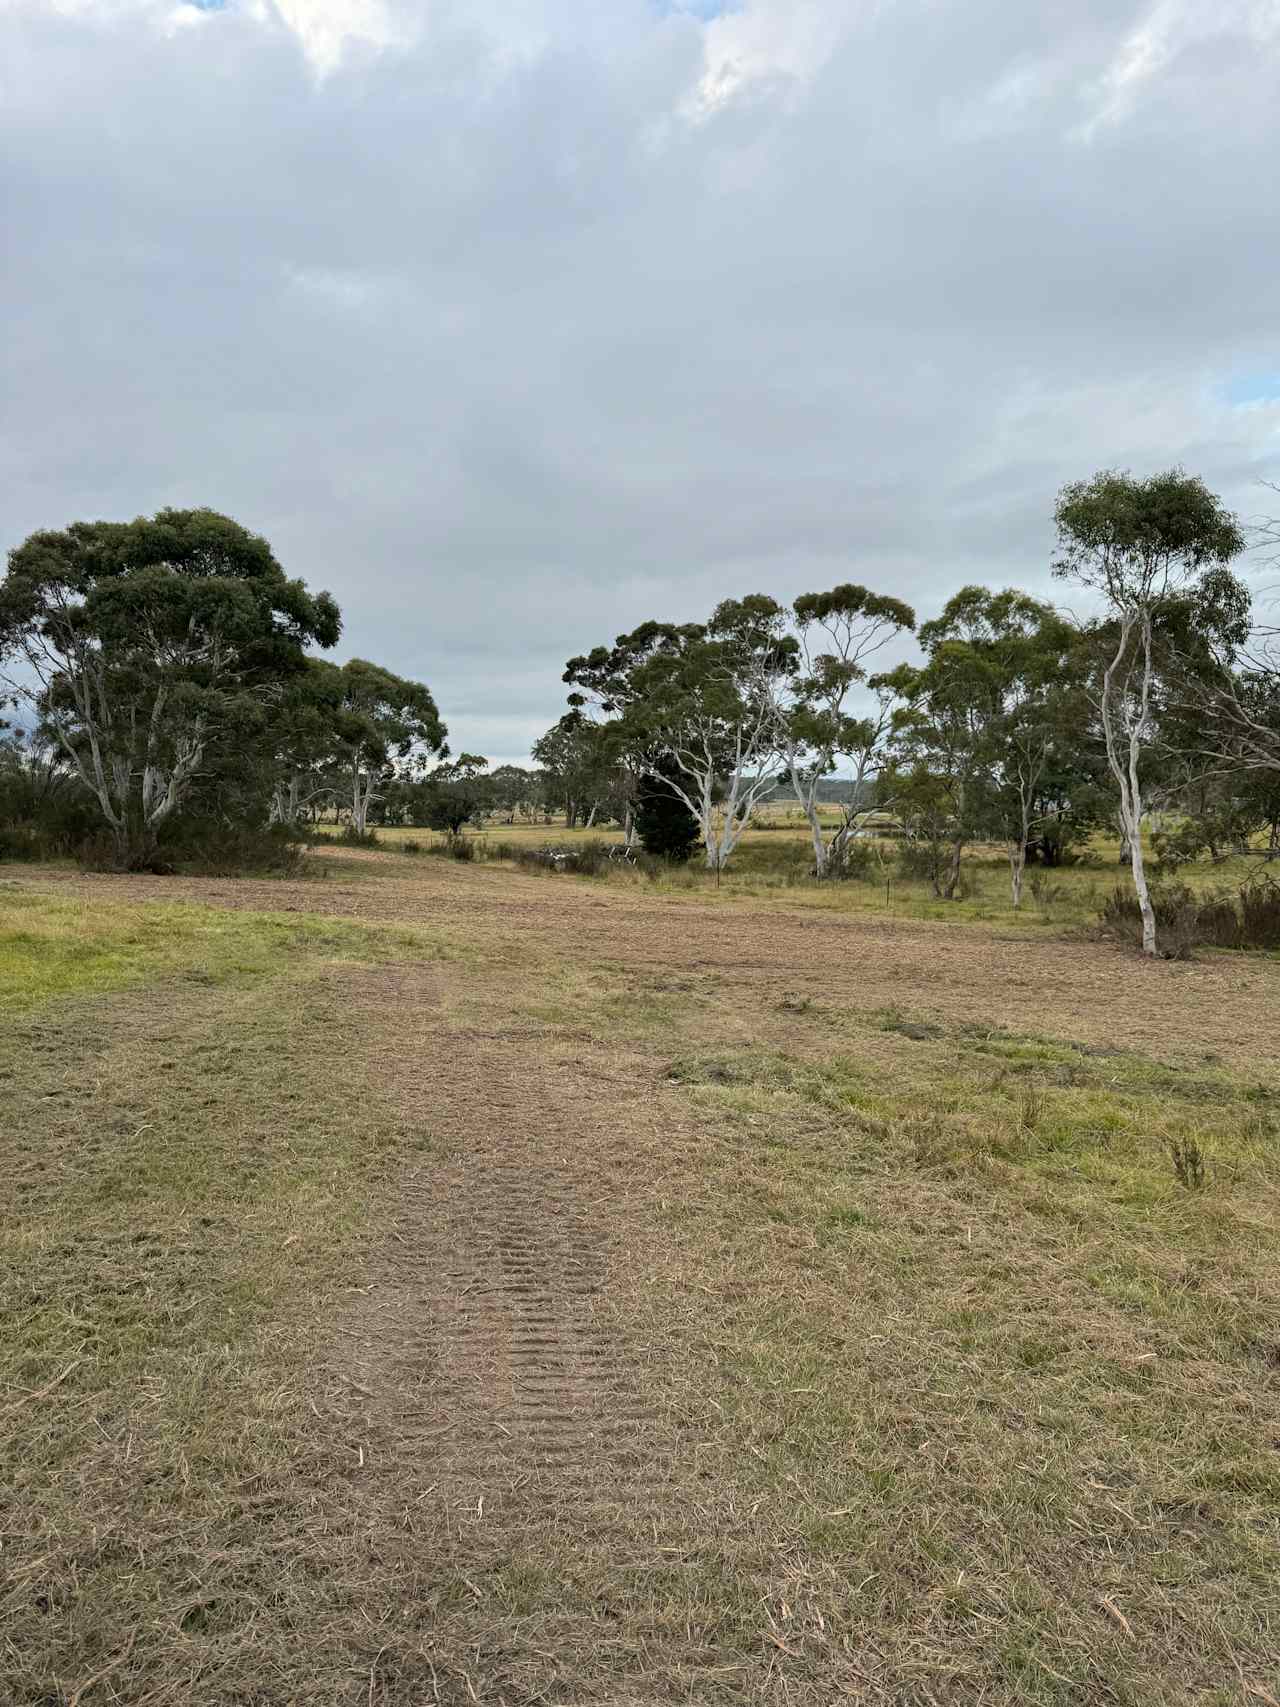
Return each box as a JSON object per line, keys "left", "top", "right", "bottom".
{"left": 1009, "top": 842, "right": 1026, "bottom": 908}
{"left": 1100, "top": 611, "right": 1158, "bottom": 955}
{"left": 1128, "top": 816, "right": 1156, "bottom": 956}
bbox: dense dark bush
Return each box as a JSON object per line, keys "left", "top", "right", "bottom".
{"left": 634, "top": 760, "right": 700, "bottom": 863}
{"left": 503, "top": 840, "right": 615, "bottom": 876}
{"left": 0, "top": 746, "right": 102, "bottom": 860}
{"left": 894, "top": 838, "right": 941, "bottom": 881}
{"left": 76, "top": 831, "right": 176, "bottom": 875}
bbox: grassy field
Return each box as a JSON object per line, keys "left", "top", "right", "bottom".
{"left": 2, "top": 850, "right": 1278, "bottom": 1704}
{"left": 322, "top": 809, "right": 1272, "bottom": 935}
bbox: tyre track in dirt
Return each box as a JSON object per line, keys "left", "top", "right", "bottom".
{"left": 336, "top": 987, "right": 728, "bottom": 1702}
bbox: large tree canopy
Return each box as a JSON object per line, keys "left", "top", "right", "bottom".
{"left": 0, "top": 507, "right": 340, "bottom": 864}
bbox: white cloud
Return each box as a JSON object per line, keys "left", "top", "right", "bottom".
{"left": 689, "top": 0, "right": 854, "bottom": 114}
{"left": 262, "top": 0, "right": 409, "bottom": 73}
{"left": 1077, "top": 0, "right": 1280, "bottom": 137}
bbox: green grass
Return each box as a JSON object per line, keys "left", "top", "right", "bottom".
{"left": 0, "top": 895, "right": 431, "bottom": 1706}
{"left": 0, "top": 884, "right": 417, "bottom": 1012}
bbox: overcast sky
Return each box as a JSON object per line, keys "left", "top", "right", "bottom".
{"left": 3, "top": 0, "right": 1278, "bottom": 765}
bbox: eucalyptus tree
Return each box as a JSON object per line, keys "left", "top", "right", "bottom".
{"left": 268, "top": 657, "right": 346, "bottom": 827}
{"left": 417, "top": 753, "right": 491, "bottom": 834}
{"left": 565, "top": 601, "right": 797, "bottom": 869}
{"left": 611, "top": 597, "right": 798, "bottom": 871}
{"left": 0, "top": 508, "right": 340, "bottom": 866}
{"left": 564, "top": 620, "right": 702, "bottom": 843}
{"left": 326, "top": 658, "right": 447, "bottom": 835}
{"left": 927, "top": 588, "right": 1086, "bottom": 905}
{"left": 783, "top": 583, "right": 915, "bottom": 875}
{"left": 532, "top": 711, "right": 619, "bottom": 828}
{"left": 1054, "top": 469, "right": 1247, "bottom": 954}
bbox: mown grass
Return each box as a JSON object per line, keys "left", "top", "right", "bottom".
{"left": 0, "top": 882, "right": 423, "bottom": 1012}
{"left": 487, "top": 958, "right": 1280, "bottom": 1703}
{"left": 0, "top": 891, "right": 439, "bottom": 1705}
{"left": 340, "top": 819, "right": 1278, "bottom": 939}
{"left": 5, "top": 864, "right": 1279, "bottom": 1704}
{"left": 650, "top": 1037, "right": 1280, "bottom": 1701}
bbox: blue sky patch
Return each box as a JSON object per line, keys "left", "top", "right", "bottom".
{"left": 653, "top": 0, "right": 740, "bottom": 19}
{"left": 1225, "top": 372, "right": 1280, "bottom": 406}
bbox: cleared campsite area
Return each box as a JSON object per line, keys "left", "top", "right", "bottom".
{"left": 3, "top": 846, "right": 1279, "bottom": 1706}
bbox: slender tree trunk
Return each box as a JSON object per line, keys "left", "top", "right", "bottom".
{"left": 351, "top": 763, "right": 372, "bottom": 836}
{"left": 803, "top": 788, "right": 825, "bottom": 875}
{"left": 1009, "top": 842, "right": 1026, "bottom": 907}
{"left": 584, "top": 801, "right": 598, "bottom": 829}
{"left": 1127, "top": 817, "right": 1156, "bottom": 954}
{"left": 940, "top": 836, "right": 964, "bottom": 900}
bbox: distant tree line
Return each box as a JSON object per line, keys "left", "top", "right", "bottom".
{"left": 4, "top": 472, "right": 1280, "bottom": 957}
{"left": 536, "top": 468, "right": 1280, "bottom": 955}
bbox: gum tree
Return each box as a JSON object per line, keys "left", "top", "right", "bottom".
{"left": 614, "top": 597, "right": 798, "bottom": 872}
{"left": 1054, "top": 470, "right": 1246, "bottom": 954}
{"left": 913, "top": 586, "right": 1083, "bottom": 906}
{"left": 326, "top": 658, "right": 447, "bottom": 835}
{"left": 783, "top": 584, "right": 915, "bottom": 875}
{"left": 0, "top": 508, "right": 340, "bottom": 866}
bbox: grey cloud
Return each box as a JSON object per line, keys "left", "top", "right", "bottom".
{"left": 2, "top": 0, "right": 1278, "bottom": 764}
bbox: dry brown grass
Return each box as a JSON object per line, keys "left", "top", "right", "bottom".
{"left": 3, "top": 853, "right": 1279, "bottom": 1704}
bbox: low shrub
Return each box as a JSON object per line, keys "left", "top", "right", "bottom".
{"left": 74, "top": 821, "right": 306, "bottom": 877}
{"left": 1099, "top": 874, "right": 1280, "bottom": 955}
{"left": 894, "top": 839, "right": 940, "bottom": 881}
{"left": 1240, "top": 874, "right": 1280, "bottom": 950}
{"left": 823, "top": 836, "right": 878, "bottom": 881}
{"left": 0, "top": 824, "right": 63, "bottom": 862}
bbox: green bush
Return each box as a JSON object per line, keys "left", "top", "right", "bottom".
{"left": 1240, "top": 874, "right": 1280, "bottom": 949}
{"left": 634, "top": 761, "right": 701, "bottom": 863}
{"left": 824, "top": 836, "right": 878, "bottom": 880}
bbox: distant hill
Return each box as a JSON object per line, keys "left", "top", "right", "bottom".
{"left": 755, "top": 777, "right": 873, "bottom": 805}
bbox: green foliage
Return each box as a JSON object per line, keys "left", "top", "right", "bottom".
{"left": 0, "top": 508, "right": 341, "bottom": 866}
{"left": 414, "top": 753, "right": 490, "bottom": 834}
{"left": 532, "top": 711, "right": 621, "bottom": 828}
{"left": 633, "top": 756, "right": 701, "bottom": 862}
{"left": 1053, "top": 469, "right": 1247, "bottom": 617}
{"left": 824, "top": 834, "right": 879, "bottom": 880}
